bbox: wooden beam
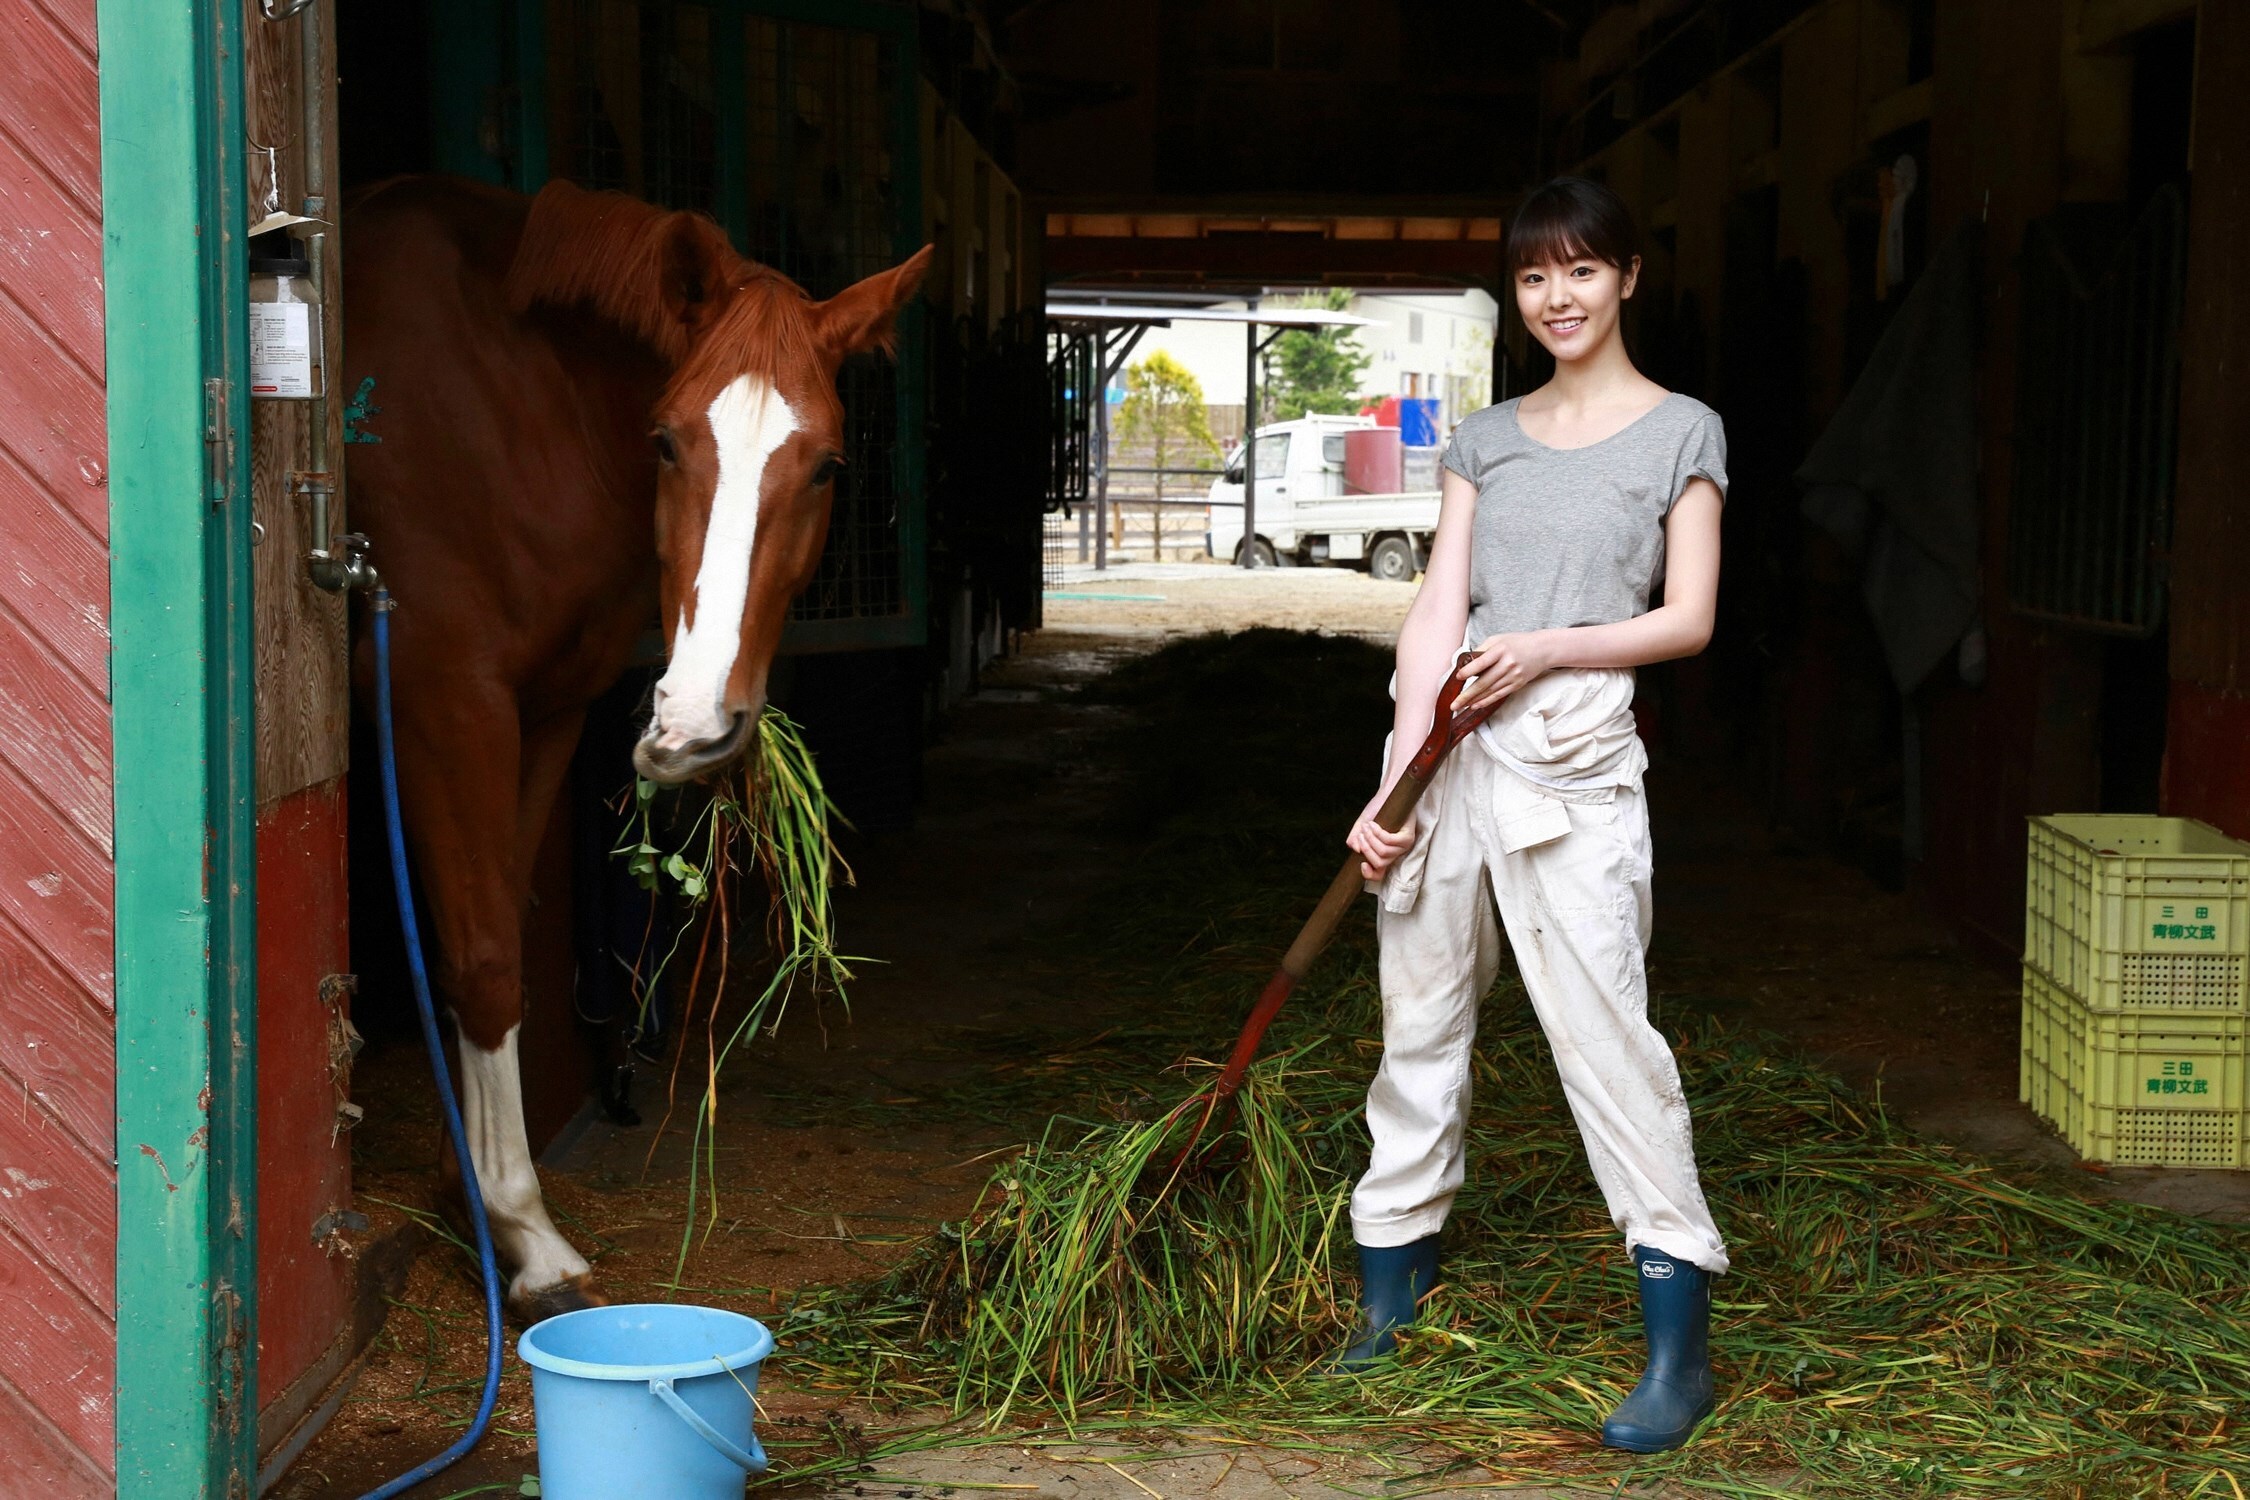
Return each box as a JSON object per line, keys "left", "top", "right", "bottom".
{"left": 1045, "top": 233, "right": 1504, "bottom": 287}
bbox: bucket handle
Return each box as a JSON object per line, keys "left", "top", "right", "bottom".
{"left": 649, "top": 1379, "right": 768, "bottom": 1473}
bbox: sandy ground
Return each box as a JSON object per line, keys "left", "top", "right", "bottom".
{"left": 1040, "top": 559, "right": 1422, "bottom": 639}
{"left": 282, "top": 570, "right": 2248, "bottom": 1498}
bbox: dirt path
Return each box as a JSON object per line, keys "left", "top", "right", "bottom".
{"left": 286, "top": 574, "right": 2245, "bottom": 1498}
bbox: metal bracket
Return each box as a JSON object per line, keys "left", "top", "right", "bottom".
{"left": 296, "top": 474, "right": 381, "bottom": 593}
{"left": 204, "top": 377, "right": 233, "bottom": 504}
{"left": 292, "top": 469, "right": 333, "bottom": 578}
{"left": 258, "top": 0, "right": 315, "bottom": 19}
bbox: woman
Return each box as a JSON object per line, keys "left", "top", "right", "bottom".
{"left": 1339, "top": 176, "right": 1729, "bottom": 1455}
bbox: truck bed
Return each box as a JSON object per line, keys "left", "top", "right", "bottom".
{"left": 1285, "top": 489, "right": 1442, "bottom": 534}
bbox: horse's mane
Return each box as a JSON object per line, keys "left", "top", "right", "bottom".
{"left": 504, "top": 181, "right": 825, "bottom": 389}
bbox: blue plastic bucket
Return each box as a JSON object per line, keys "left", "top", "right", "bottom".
{"left": 517, "top": 1303, "right": 774, "bottom": 1500}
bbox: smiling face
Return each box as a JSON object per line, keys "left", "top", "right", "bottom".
{"left": 633, "top": 249, "right": 931, "bottom": 784}
{"left": 1514, "top": 251, "right": 1639, "bottom": 366}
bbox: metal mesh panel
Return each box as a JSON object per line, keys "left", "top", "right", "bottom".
{"left": 2006, "top": 186, "right": 2188, "bottom": 636}
{"left": 741, "top": 17, "right": 894, "bottom": 289}
{"left": 548, "top": 2, "right": 911, "bottom": 628}
{"left": 1043, "top": 511, "right": 1069, "bottom": 591}
{"left": 556, "top": 1, "right": 718, "bottom": 212}
{"left": 741, "top": 14, "right": 907, "bottom": 624}
{"left": 792, "top": 356, "right": 903, "bottom": 620}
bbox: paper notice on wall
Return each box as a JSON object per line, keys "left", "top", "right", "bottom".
{"left": 250, "top": 302, "right": 316, "bottom": 398}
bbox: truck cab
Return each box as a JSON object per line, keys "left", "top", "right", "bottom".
{"left": 1204, "top": 415, "right": 1441, "bottom": 580}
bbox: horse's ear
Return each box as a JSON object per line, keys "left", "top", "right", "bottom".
{"left": 656, "top": 212, "right": 738, "bottom": 349}
{"left": 816, "top": 245, "right": 933, "bottom": 358}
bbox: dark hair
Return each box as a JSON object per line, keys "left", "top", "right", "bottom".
{"left": 1506, "top": 176, "right": 1641, "bottom": 273}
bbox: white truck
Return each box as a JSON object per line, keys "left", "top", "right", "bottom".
{"left": 1203, "top": 414, "right": 1442, "bottom": 581}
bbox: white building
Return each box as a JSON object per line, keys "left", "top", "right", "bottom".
{"left": 1109, "top": 288, "right": 1499, "bottom": 438}
{"left": 1353, "top": 290, "right": 1499, "bottom": 432}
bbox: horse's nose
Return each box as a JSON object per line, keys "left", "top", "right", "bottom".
{"left": 633, "top": 708, "right": 753, "bottom": 784}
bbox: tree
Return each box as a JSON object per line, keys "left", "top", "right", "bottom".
{"left": 1264, "top": 289, "right": 1374, "bottom": 421}
{"left": 1116, "top": 350, "right": 1220, "bottom": 558}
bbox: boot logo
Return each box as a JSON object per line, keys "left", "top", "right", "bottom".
{"left": 1640, "top": 1261, "right": 1676, "bottom": 1280}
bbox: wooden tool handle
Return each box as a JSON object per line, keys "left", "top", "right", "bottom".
{"left": 1197, "top": 653, "right": 1503, "bottom": 1125}
{"left": 1279, "top": 653, "right": 1492, "bottom": 977}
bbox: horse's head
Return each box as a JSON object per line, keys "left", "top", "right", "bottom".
{"left": 505, "top": 183, "right": 931, "bottom": 784}
{"left": 633, "top": 249, "right": 930, "bottom": 782}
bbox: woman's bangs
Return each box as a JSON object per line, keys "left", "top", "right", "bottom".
{"left": 1506, "top": 177, "right": 1638, "bottom": 272}
{"left": 1508, "top": 217, "right": 1604, "bottom": 272}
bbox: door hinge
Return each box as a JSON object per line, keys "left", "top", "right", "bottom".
{"left": 204, "top": 376, "right": 233, "bottom": 505}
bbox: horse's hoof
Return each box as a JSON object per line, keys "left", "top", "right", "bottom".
{"left": 509, "top": 1272, "right": 608, "bottom": 1327}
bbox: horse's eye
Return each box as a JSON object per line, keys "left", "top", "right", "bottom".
{"left": 651, "top": 427, "right": 679, "bottom": 466}
{"left": 812, "top": 454, "right": 844, "bottom": 487}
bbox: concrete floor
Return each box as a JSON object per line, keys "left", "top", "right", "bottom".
{"left": 833, "top": 1434, "right": 1694, "bottom": 1500}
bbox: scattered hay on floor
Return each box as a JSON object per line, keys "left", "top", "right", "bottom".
{"left": 770, "top": 632, "right": 2250, "bottom": 1498}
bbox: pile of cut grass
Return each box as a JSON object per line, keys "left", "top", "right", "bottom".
{"left": 775, "top": 632, "right": 2250, "bottom": 1497}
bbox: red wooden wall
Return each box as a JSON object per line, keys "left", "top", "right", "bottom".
{"left": 0, "top": 0, "right": 117, "bottom": 1492}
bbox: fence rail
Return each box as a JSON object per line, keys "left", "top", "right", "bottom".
{"left": 1046, "top": 502, "right": 1218, "bottom": 565}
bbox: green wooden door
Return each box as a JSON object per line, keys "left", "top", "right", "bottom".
{"left": 102, "top": 0, "right": 261, "bottom": 1491}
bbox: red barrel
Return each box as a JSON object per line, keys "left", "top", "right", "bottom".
{"left": 1344, "top": 425, "right": 1404, "bottom": 495}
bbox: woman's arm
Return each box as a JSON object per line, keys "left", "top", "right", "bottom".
{"left": 1451, "top": 476, "right": 1720, "bottom": 713}
{"left": 1346, "top": 466, "right": 1476, "bottom": 878}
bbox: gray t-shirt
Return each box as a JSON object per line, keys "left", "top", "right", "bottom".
{"left": 1440, "top": 392, "right": 1727, "bottom": 639}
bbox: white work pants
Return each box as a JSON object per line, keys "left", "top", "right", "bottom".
{"left": 1350, "top": 744, "right": 1730, "bottom": 1273}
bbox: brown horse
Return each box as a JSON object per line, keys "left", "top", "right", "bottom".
{"left": 343, "top": 175, "right": 929, "bottom": 1319}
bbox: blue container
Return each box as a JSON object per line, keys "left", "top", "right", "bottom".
{"left": 1398, "top": 397, "right": 1440, "bottom": 448}
{"left": 517, "top": 1304, "right": 774, "bottom": 1500}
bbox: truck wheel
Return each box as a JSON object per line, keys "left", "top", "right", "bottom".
{"left": 1369, "top": 536, "right": 1416, "bottom": 582}
{"left": 1236, "top": 538, "right": 1278, "bottom": 569}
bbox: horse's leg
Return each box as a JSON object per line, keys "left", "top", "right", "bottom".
{"left": 397, "top": 689, "right": 598, "bottom": 1319}
{"left": 462, "top": 707, "right": 608, "bottom": 1316}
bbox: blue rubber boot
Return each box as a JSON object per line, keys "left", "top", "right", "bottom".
{"left": 1600, "top": 1247, "right": 1715, "bottom": 1452}
{"left": 1333, "top": 1234, "right": 1440, "bottom": 1369}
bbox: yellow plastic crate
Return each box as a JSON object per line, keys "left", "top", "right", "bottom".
{"left": 2018, "top": 973, "right": 2077, "bottom": 1143}
{"left": 2021, "top": 966, "right": 2250, "bottom": 1167}
{"left": 2024, "top": 814, "right": 2250, "bottom": 1014}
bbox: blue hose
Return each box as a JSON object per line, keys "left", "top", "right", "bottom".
{"left": 359, "top": 588, "right": 506, "bottom": 1499}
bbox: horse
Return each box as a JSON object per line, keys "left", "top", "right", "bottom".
{"left": 342, "top": 175, "right": 930, "bottom": 1320}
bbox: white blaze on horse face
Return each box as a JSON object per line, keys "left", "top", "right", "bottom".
{"left": 457, "top": 1026, "right": 591, "bottom": 1299}
{"left": 649, "top": 373, "right": 801, "bottom": 748}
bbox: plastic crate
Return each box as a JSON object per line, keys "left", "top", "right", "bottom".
{"left": 2021, "top": 966, "right": 2250, "bottom": 1167}
{"left": 2024, "top": 814, "right": 2250, "bottom": 1015}
{"left": 2018, "top": 973, "right": 2077, "bottom": 1143}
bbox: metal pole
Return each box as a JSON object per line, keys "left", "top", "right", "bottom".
{"left": 1089, "top": 325, "right": 1147, "bottom": 573}
{"left": 1094, "top": 375, "right": 1110, "bottom": 572}
{"left": 1241, "top": 295, "right": 1259, "bottom": 567}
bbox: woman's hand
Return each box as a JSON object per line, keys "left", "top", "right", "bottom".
{"left": 1454, "top": 631, "right": 1556, "bottom": 713}
{"left": 1347, "top": 789, "right": 1418, "bottom": 881}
